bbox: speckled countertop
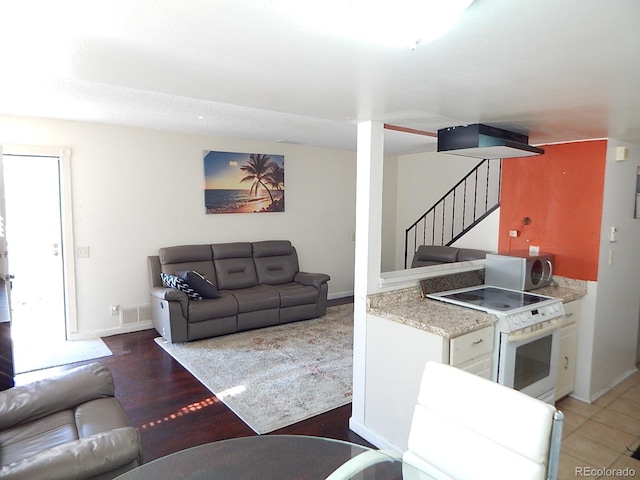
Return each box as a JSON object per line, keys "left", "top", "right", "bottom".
{"left": 367, "top": 286, "right": 496, "bottom": 339}
{"left": 367, "top": 277, "right": 587, "bottom": 339}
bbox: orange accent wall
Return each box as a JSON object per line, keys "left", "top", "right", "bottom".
{"left": 498, "top": 140, "right": 607, "bottom": 280}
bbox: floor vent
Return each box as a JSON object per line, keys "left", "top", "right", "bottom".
{"left": 121, "top": 305, "right": 152, "bottom": 325}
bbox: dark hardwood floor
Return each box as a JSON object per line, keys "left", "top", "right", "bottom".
{"left": 15, "top": 297, "right": 373, "bottom": 463}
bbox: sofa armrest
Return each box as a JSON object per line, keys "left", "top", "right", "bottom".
{"left": 0, "top": 427, "right": 141, "bottom": 480}
{"left": 151, "top": 286, "right": 189, "bottom": 318}
{"left": 294, "top": 272, "right": 330, "bottom": 289}
{"left": 151, "top": 286, "right": 188, "bottom": 302}
{"left": 0, "top": 363, "right": 115, "bottom": 430}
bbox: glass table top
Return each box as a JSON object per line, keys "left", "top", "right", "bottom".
{"left": 115, "top": 435, "right": 431, "bottom": 480}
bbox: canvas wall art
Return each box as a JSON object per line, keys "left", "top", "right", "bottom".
{"left": 203, "top": 151, "right": 285, "bottom": 214}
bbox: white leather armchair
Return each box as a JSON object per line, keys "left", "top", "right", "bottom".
{"left": 403, "top": 361, "right": 563, "bottom": 480}
{"left": 325, "top": 361, "right": 563, "bottom": 480}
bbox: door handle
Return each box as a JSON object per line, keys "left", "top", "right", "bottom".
{"left": 4, "top": 274, "right": 14, "bottom": 281}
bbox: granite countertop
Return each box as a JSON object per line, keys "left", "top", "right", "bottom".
{"left": 367, "top": 287, "right": 496, "bottom": 339}
{"left": 367, "top": 278, "right": 587, "bottom": 339}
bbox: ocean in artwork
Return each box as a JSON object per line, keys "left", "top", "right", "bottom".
{"left": 205, "top": 189, "right": 284, "bottom": 214}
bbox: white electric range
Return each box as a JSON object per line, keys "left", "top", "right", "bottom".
{"left": 428, "top": 285, "right": 565, "bottom": 403}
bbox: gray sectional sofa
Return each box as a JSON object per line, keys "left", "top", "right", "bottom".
{"left": 148, "top": 240, "right": 330, "bottom": 343}
{"left": 411, "top": 245, "right": 488, "bottom": 268}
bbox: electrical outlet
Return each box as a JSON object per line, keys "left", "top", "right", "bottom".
{"left": 110, "top": 304, "right": 120, "bottom": 316}
{"left": 508, "top": 230, "right": 519, "bottom": 238}
{"left": 76, "top": 246, "right": 90, "bottom": 258}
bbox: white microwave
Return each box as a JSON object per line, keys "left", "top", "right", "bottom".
{"left": 485, "top": 252, "right": 554, "bottom": 291}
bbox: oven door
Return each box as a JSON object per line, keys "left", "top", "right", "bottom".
{"left": 497, "top": 322, "right": 560, "bottom": 402}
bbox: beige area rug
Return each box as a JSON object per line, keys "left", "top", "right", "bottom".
{"left": 13, "top": 338, "right": 113, "bottom": 374}
{"left": 154, "top": 303, "right": 354, "bottom": 434}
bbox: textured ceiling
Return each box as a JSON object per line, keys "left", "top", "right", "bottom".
{"left": 1, "top": 1, "right": 639, "bottom": 154}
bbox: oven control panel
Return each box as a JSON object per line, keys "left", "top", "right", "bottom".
{"left": 501, "top": 301, "right": 565, "bottom": 332}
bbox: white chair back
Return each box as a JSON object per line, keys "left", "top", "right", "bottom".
{"left": 403, "top": 361, "right": 563, "bottom": 480}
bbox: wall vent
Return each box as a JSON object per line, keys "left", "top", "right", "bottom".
{"left": 121, "top": 304, "right": 152, "bottom": 325}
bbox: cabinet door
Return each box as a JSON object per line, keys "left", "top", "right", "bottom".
{"left": 555, "top": 322, "right": 578, "bottom": 400}
{"left": 457, "top": 354, "right": 493, "bottom": 380}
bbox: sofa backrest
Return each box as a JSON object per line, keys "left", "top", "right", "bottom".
{"left": 411, "top": 245, "right": 488, "bottom": 268}
{"left": 158, "top": 244, "right": 217, "bottom": 287}
{"left": 253, "top": 240, "right": 299, "bottom": 285}
{"left": 411, "top": 245, "right": 459, "bottom": 268}
{"left": 212, "top": 242, "right": 258, "bottom": 289}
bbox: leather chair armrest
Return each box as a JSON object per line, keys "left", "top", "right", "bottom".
{"left": 151, "top": 286, "right": 189, "bottom": 318}
{"left": 0, "top": 363, "right": 115, "bottom": 430}
{"left": 0, "top": 427, "right": 141, "bottom": 480}
{"left": 294, "top": 272, "right": 331, "bottom": 289}
{"left": 151, "top": 286, "right": 188, "bottom": 302}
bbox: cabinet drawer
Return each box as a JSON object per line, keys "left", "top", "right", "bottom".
{"left": 450, "top": 326, "right": 493, "bottom": 366}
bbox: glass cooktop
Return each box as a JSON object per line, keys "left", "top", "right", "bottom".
{"left": 427, "top": 285, "right": 555, "bottom": 314}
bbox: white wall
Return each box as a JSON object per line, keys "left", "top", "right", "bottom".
{"left": 392, "top": 151, "right": 499, "bottom": 269}
{"left": 0, "top": 115, "right": 357, "bottom": 338}
{"left": 589, "top": 140, "right": 640, "bottom": 397}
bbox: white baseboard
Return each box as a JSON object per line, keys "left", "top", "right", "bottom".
{"left": 328, "top": 290, "right": 354, "bottom": 300}
{"left": 69, "top": 321, "right": 153, "bottom": 341}
{"left": 348, "top": 417, "right": 403, "bottom": 455}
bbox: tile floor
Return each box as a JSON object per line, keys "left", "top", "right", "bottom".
{"left": 556, "top": 370, "right": 640, "bottom": 479}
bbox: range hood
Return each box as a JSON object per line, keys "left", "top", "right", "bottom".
{"left": 437, "top": 124, "right": 544, "bottom": 159}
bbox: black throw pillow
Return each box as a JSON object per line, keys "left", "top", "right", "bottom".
{"left": 176, "top": 270, "right": 219, "bottom": 299}
{"left": 160, "top": 273, "right": 202, "bottom": 301}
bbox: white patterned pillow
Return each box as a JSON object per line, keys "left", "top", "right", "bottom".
{"left": 160, "top": 273, "right": 202, "bottom": 301}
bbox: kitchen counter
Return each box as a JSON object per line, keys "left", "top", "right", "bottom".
{"left": 367, "top": 287, "right": 495, "bottom": 339}
{"left": 532, "top": 276, "right": 587, "bottom": 303}
{"left": 367, "top": 278, "right": 587, "bottom": 339}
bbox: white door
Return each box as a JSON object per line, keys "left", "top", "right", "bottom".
{"left": 0, "top": 145, "right": 16, "bottom": 388}
{"left": 2, "top": 153, "right": 67, "bottom": 343}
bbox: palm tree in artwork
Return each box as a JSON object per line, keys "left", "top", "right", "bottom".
{"left": 265, "top": 162, "right": 285, "bottom": 211}
{"left": 239, "top": 154, "right": 274, "bottom": 203}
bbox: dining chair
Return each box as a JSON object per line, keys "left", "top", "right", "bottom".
{"left": 402, "top": 361, "right": 563, "bottom": 480}
{"left": 325, "top": 361, "right": 563, "bottom": 480}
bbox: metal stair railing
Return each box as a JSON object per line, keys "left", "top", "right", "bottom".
{"left": 404, "top": 158, "right": 501, "bottom": 269}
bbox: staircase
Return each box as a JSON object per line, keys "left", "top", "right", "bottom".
{"left": 404, "top": 159, "right": 501, "bottom": 268}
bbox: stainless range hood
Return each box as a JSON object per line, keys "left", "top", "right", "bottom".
{"left": 437, "top": 124, "right": 544, "bottom": 159}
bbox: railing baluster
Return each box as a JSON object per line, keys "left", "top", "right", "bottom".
{"left": 404, "top": 159, "right": 502, "bottom": 268}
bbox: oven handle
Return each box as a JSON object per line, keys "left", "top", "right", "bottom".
{"left": 506, "top": 319, "right": 561, "bottom": 342}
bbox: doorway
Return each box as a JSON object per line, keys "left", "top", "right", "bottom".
{"left": 2, "top": 153, "right": 67, "bottom": 344}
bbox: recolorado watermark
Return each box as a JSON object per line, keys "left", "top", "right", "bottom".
{"left": 575, "top": 466, "right": 636, "bottom": 477}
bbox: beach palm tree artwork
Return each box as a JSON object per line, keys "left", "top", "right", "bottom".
{"left": 203, "top": 151, "right": 285, "bottom": 214}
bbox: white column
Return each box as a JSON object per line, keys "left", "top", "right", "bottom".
{"left": 350, "top": 120, "right": 384, "bottom": 429}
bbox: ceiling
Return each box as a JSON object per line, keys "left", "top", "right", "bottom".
{"left": 1, "top": 0, "right": 639, "bottom": 155}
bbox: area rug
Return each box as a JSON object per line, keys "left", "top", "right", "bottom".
{"left": 13, "top": 338, "right": 113, "bottom": 374}
{"left": 154, "top": 303, "right": 354, "bottom": 434}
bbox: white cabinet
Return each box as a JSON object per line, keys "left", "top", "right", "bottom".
{"left": 362, "top": 314, "right": 495, "bottom": 451}
{"left": 450, "top": 325, "right": 494, "bottom": 379}
{"left": 555, "top": 300, "right": 580, "bottom": 400}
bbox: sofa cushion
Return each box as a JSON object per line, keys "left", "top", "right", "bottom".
{"left": 177, "top": 270, "right": 219, "bottom": 299}
{"left": 227, "top": 285, "right": 280, "bottom": 313}
{"left": 252, "top": 240, "right": 294, "bottom": 257}
{"left": 270, "top": 282, "right": 319, "bottom": 307}
{"left": 187, "top": 292, "right": 238, "bottom": 322}
{"left": 0, "top": 410, "right": 78, "bottom": 466}
{"left": 161, "top": 273, "right": 202, "bottom": 301}
{"left": 159, "top": 244, "right": 212, "bottom": 264}
{"left": 159, "top": 245, "right": 218, "bottom": 288}
{"left": 253, "top": 241, "right": 299, "bottom": 285}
